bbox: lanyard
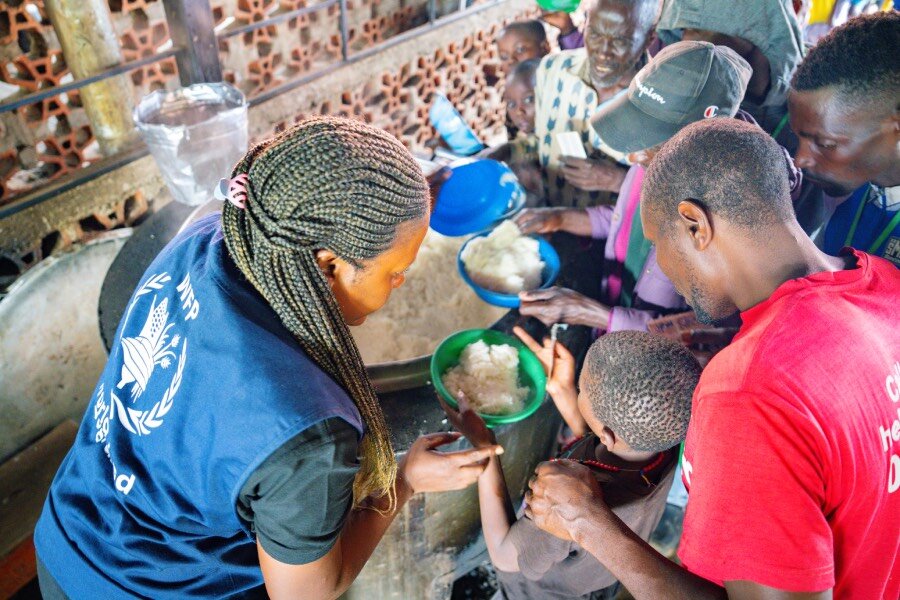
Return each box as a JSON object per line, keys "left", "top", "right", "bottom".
{"left": 843, "top": 186, "right": 900, "bottom": 253}
{"left": 771, "top": 112, "right": 790, "bottom": 140}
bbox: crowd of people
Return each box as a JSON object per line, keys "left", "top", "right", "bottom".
{"left": 32, "top": 1, "right": 898, "bottom": 599}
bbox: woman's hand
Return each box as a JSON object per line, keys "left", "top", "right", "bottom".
{"left": 560, "top": 157, "right": 627, "bottom": 192}
{"left": 519, "top": 287, "right": 611, "bottom": 329}
{"left": 515, "top": 207, "right": 593, "bottom": 236}
{"left": 399, "top": 432, "right": 502, "bottom": 494}
{"left": 515, "top": 208, "right": 566, "bottom": 234}
{"left": 524, "top": 459, "right": 609, "bottom": 542}
{"left": 438, "top": 393, "right": 497, "bottom": 450}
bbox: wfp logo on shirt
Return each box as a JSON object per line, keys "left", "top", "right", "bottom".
{"left": 90, "top": 270, "right": 201, "bottom": 495}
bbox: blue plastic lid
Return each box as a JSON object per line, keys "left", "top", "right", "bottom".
{"left": 431, "top": 159, "right": 526, "bottom": 237}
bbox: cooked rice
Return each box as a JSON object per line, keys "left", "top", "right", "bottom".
{"left": 460, "top": 220, "right": 544, "bottom": 294}
{"left": 441, "top": 340, "right": 528, "bottom": 415}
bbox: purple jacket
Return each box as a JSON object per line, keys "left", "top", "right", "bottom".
{"left": 558, "top": 29, "right": 584, "bottom": 50}
{"left": 585, "top": 166, "right": 688, "bottom": 332}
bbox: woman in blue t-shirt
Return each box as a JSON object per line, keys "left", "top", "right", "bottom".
{"left": 35, "top": 117, "right": 501, "bottom": 599}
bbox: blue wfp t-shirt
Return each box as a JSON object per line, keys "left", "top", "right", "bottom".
{"left": 35, "top": 214, "right": 363, "bottom": 598}
{"left": 823, "top": 184, "right": 900, "bottom": 267}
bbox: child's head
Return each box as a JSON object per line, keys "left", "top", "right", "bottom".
{"left": 503, "top": 59, "right": 540, "bottom": 135}
{"left": 496, "top": 20, "right": 549, "bottom": 73}
{"left": 577, "top": 331, "right": 700, "bottom": 455}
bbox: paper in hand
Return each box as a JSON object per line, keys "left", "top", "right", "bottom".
{"left": 556, "top": 131, "right": 587, "bottom": 159}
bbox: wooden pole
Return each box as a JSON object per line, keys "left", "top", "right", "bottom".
{"left": 44, "top": 0, "right": 137, "bottom": 156}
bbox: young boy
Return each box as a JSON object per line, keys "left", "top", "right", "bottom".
{"left": 441, "top": 329, "right": 700, "bottom": 600}
{"left": 495, "top": 20, "right": 550, "bottom": 74}
{"left": 482, "top": 60, "right": 542, "bottom": 195}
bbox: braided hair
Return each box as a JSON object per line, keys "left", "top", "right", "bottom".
{"left": 222, "top": 116, "right": 429, "bottom": 508}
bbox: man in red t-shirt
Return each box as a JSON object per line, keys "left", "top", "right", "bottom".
{"left": 524, "top": 118, "right": 900, "bottom": 599}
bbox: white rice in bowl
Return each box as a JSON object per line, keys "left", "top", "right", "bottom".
{"left": 460, "top": 220, "right": 544, "bottom": 295}
{"left": 441, "top": 340, "right": 529, "bottom": 415}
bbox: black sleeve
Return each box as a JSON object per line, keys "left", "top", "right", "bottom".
{"left": 237, "top": 418, "right": 360, "bottom": 565}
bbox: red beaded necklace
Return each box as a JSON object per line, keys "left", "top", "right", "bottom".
{"left": 556, "top": 435, "right": 668, "bottom": 487}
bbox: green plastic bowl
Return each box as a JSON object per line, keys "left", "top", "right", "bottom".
{"left": 431, "top": 329, "right": 548, "bottom": 428}
{"left": 537, "top": 0, "right": 580, "bottom": 13}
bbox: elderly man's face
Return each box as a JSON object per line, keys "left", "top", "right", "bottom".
{"left": 584, "top": 1, "right": 654, "bottom": 90}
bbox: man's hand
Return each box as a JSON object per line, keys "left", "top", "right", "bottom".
{"left": 561, "top": 157, "right": 627, "bottom": 192}
{"left": 525, "top": 460, "right": 610, "bottom": 542}
{"left": 399, "top": 432, "right": 501, "bottom": 494}
{"left": 438, "top": 393, "right": 498, "bottom": 450}
{"left": 519, "top": 287, "right": 611, "bottom": 329}
{"left": 541, "top": 10, "right": 576, "bottom": 35}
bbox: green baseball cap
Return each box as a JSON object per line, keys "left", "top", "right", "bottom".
{"left": 591, "top": 41, "right": 751, "bottom": 154}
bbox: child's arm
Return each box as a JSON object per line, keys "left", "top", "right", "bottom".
{"left": 513, "top": 327, "right": 588, "bottom": 437}
{"left": 478, "top": 450, "right": 520, "bottom": 572}
{"left": 438, "top": 395, "right": 521, "bottom": 572}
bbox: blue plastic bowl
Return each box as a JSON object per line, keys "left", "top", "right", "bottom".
{"left": 457, "top": 233, "right": 561, "bottom": 308}
{"left": 431, "top": 158, "right": 526, "bottom": 237}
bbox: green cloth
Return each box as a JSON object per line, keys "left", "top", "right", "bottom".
{"left": 620, "top": 202, "right": 654, "bottom": 308}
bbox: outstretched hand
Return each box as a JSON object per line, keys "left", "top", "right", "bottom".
{"left": 541, "top": 10, "right": 576, "bottom": 35}
{"left": 560, "top": 157, "right": 627, "bottom": 192}
{"left": 438, "top": 392, "right": 498, "bottom": 450}
{"left": 513, "top": 326, "right": 575, "bottom": 397}
{"left": 519, "top": 286, "right": 611, "bottom": 329}
{"left": 400, "top": 432, "right": 502, "bottom": 494}
{"left": 524, "top": 459, "right": 609, "bottom": 542}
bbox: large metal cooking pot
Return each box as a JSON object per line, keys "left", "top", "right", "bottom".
{"left": 367, "top": 354, "right": 433, "bottom": 392}
{"left": 0, "top": 230, "right": 130, "bottom": 462}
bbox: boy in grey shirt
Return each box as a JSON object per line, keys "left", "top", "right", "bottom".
{"left": 442, "top": 330, "right": 700, "bottom": 599}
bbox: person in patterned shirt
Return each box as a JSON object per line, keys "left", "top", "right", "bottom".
{"left": 532, "top": 0, "right": 660, "bottom": 207}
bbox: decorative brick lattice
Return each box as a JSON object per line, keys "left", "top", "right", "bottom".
{"left": 2, "top": 0, "right": 532, "bottom": 291}
{"left": 213, "top": 0, "right": 435, "bottom": 99}
{"left": 0, "top": 50, "right": 70, "bottom": 124}
{"left": 271, "top": 20, "right": 510, "bottom": 159}
{"left": 0, "top": 1, "right": 101, "bottom": 205}
{"left": 0, "top": 0, "right": 184, "bottom": 205}
{"left": 119, "top": 14, "right": 178, "bottom": 91}
{"left": 0, "top": 0, "right": 45, "bottom": 46}
{"left": 36, "top": 120, "right": 94, "bottom": 180}
{"left": 0, "top": 189, "right": 150, "bottom": 291}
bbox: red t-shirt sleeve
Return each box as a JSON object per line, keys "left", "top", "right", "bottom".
{"left": 678, "top": 391, "right": 835, "bottom": 592}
